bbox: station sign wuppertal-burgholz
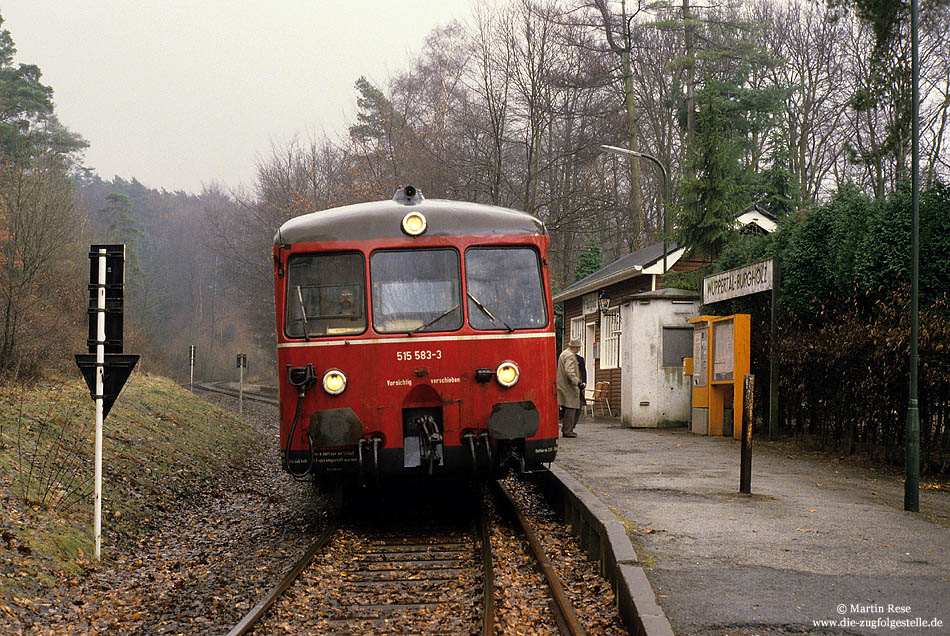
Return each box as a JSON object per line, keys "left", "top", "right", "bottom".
{"left": 703, "top": 258, "right": 774, "bottom": 305}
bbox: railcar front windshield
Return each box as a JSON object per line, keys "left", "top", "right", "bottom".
{"left": 371, "top": 249, "right": 462, "bottom": 333}
{"left": 285, "top": 252, "right": 366, "bottom": 338}
{"left": 465, "top": 247, "right": 547, "bottom": 330}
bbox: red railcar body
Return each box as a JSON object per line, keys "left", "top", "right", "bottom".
{"left": 273, "top": 187, "right": 558, "bottom": 482}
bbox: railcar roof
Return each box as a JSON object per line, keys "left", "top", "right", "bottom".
{"left": 274, "top": 198, "right": 546, "bottom": 245}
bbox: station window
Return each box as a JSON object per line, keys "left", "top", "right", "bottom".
{"left": 600, "top": 310, "right": 621, "bottom": 369}
{"left": 285, "top": 252, "right": 366, "bottom": 338}
{"left": 662, "top": 327, "right": 693, "bottom": 368}
{"left": 465, "top": 247, "right": 547, "bottom": 331}
{"left": 570, "top": 316, "right": 585, "bottom": 344}
{"left": 371, "top": 249, "right": 462, "bottom": 333}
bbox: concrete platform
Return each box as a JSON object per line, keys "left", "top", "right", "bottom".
{"left": 553, "top": 414, "right": 950, "bottom": 636}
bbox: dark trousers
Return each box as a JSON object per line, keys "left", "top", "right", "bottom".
{"left": 562, "top": 407, "right": 579, "bottom": 435}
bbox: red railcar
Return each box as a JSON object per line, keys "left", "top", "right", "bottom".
{"left": 272, "top": 186, "right": 558, "bottom": 484}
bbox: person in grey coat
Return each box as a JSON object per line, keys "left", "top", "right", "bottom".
{"left": 557, "top": 339, "right": 583, "bottom": 437}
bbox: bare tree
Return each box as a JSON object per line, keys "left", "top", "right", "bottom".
{"left": 0, "top": 151, "right": 82, "bottom": 375}
{"left": 756, "top": 0, "right": 851, "bottom": 205}
{"left": 390, "top": 23, "right": 472, "bottom": 198}
{"left": 538, "top": 7, "right": 616, "bottom": 281}
{"left": 204, "top": 134, "right": 353, "bottom": 361}
{"left": 466, "top": 2, "right": 515, "bottom": 205}
{"left": 919, "top": 5, "right": 950, "bottom": 187}
{"left": 506, "top": 0, "right": 552, "bottom": 214}
{"left": 835, "top": 3, "right": 950, "bottom": 198}
{"left": 586, "top": 0, "right": 647, "bottom": 249}
{"left": 629, "top": 8, "right": 685, "bottom": 242}
{"left": 926, "top": 61, "right": 950, "bottom": 186}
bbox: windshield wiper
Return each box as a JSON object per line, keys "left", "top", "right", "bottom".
{"left": 466, "top": 292, "right": 512, "bottom": 332}
{"left": 295, "top": 286, "right": 311, "bottom": 341}
{"left": 410, "top": 303, "right": 460, "bottom": 334}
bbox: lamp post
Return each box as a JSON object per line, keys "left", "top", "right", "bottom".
{"left": 905, "top": 0, "right": 920, "bottom": 512}
{"left": 601, "top": 145, "right": 670, "bottom": 275}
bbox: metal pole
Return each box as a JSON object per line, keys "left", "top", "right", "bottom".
{"left": 905, "top": 0, "right": 920, "bottom": 512}
{"left": 94, "top": 248, "right": 106, "bottom": 560}
{"left": 210, "top": 255, "right": 217, "bottom": 354}
{"left": 600, "top": 145, "right": 669, "bottom": 274}
{"left": 740, "top": 374, "right": 754, "bottom": 494}
{"left": 239, "top": 359, "right": 244, "bottom": 415}
{"left": 189, "top": 344, "right": 195, "bottom": 392}
{"left": 662, "top": 164, "right": 669, "bottom": 277}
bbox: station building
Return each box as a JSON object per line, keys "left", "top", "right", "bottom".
{"left": 553, "top": 205, "right": 777, "bottom": 428}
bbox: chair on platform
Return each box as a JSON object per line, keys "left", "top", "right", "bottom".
{"left": 585, "top": 381, "right": 612, "bottom": 417}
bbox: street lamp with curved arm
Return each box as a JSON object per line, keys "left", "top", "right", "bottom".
{"left": 600, "top": 144, "right": 670, "bottom": 275}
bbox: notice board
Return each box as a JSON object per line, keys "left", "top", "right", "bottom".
{"left": 713, "top": 319, "right": 734, "bottom": 381}
{"left": 692, "top": 329, "right": 707, "bottom": 387}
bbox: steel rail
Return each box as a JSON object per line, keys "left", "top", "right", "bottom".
{"left": 494, "top": 480, "right": 587, "bottom": 636}
{"left": 194, "top": 382, "right": 278, "bottom": 406}
{"left": 478, "top": 509, "right": 495, "bottom": 636}
{"left": 226, "top": 524, "right": 338, "bottom": 636}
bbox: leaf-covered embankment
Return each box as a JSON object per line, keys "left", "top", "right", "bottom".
{"left": 0, "top": 374, "right": 258, "bottom": 605}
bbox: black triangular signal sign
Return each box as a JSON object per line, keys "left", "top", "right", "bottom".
{"left": 75, "top": 354, "right": 140, "bottom": 420}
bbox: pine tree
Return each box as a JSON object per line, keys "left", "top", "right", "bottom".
{"left": 574, "top": 237, "right": 604, "bottom": 281}
{"left": 98, "top": 192, "right": 146, "bottom": 290}
{"left": 674, "top": 58, "right": 786, "bottom": 259}
{"left": 0, "top": 13, "right": 54, "bottom": 160}
{"left": 673, "top": 81, "right": 750, "bottom": 260}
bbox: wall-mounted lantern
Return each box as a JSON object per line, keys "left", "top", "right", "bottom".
{"left": 598, "top": 289, "right": 610, "bottom": 314}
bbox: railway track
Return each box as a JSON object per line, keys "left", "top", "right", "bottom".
{"left": 225, "top": 481, "right": 588, "bottom": 636}
{"left": 197, "top": 382, "right": 607, "bottom": 634}
{"left": 193, "top": 382, "right": 278, "bottom": 406}
{"left": 194, "top": 379, "right": 632, "bottom": 635}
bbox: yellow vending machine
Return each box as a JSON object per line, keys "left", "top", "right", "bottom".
{"left": 687, "top": 314, "right": 750, "bottom": 439}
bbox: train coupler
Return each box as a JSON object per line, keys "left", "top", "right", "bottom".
{"left": 462, "top": 431, "right": 478, "bottom": 471}
{"left": 358, "top": 434, "right": 384, "bottom": 486}
{"left": 497, "top": 440, "right": 527, "bottom": 475}
{"left": 481, "top": 431, "right": 492, "bottom": 467}
{"left": 462, "top": 430, "right": 493, "bottom": 474}
{"left": 417, "top": 415, "right": 442, "bottom": 476}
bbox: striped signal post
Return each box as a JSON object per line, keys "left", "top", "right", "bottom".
{"left": 93, "top": 248, "right": 106, "bottom": 561}
{"left": 75, "top": 245, "right": 138, "bottom": 561}
{"left": 237, "top": 354, "right": 247, "bottom": 414}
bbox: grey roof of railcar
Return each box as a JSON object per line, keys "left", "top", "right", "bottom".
{"left": 274, "top": 198, "right": 546, "bottom": 245}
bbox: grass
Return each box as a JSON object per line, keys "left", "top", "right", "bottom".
{"left": 0, "top": 372, "right": 259, "bottom": 601}
{"left": 608, "top": 505, "right": 659, "bottom": 569}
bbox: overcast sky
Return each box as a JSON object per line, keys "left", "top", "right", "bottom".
{"left": 3, "top": 1, "right": 476, "bottom": 194}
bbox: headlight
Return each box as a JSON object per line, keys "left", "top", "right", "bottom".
{"left": 401, "top": 211, "right": 427, "bottom": 236}
{"left": 322, "top": 369, "right": 347, "bottom": 395}
{"left": 495, "top": 361, "right": 519, "bottom": 388}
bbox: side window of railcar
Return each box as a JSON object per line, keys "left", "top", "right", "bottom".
{"left": 285, "top": 252, "right": 366, "bottom": 338}
{"left": 370, "top": 249, "right": 462, "bottom": 334}
{"left": 465, "top": 247, "right": 547, "bottom": 330}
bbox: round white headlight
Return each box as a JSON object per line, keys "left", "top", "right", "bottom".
{"left": 322, "top": 369, "right": 347, "bottom": 395}
{"left": 401, "top": 211, "right": 427, "bottom": 236}
{"left": 495, "top": 361, "right": 519, "bottom": 388}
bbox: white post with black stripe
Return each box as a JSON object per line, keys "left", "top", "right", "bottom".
{"left": 75, "top": 244, "right": 139, "bottom": 561}
{"left": 94, "top": 248, "right": 106, "bottom": 561}
{"left": 237, "top": 353, "right": 247, "bottom": 415}
{"left": 189, "top": 344, "right": 196, "bottom": 392}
